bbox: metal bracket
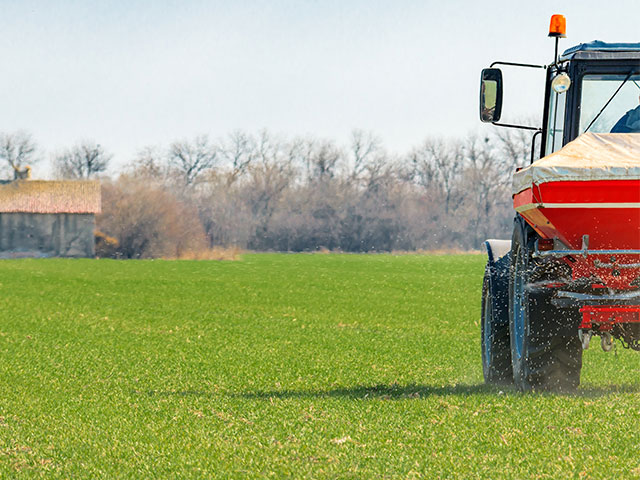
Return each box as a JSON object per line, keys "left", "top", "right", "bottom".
{"left": 533, "top": 234, "right": 640, "bottom": 259}
{"left": 558, "top": 291, "right": 640, "bottom": 301}
{"left": 593, "top": 260, "right": 640, "bottom": 269}
{"left": 581, "top": 234, "right": 589, "bottom": 257}
{"left": 552, "top": 290, "right": 640, "bottom": 308}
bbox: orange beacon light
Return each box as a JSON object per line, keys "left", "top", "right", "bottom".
{"left": 549, "top": 14, "right": 567, "bottom": 38}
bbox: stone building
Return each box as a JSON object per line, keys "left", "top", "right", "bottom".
{"left": 0, "top": 180, "right": 101, "bottom": 258}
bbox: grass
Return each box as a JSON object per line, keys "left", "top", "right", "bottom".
{"left": 0, "top": 254, "right": 639, "bottom": 478}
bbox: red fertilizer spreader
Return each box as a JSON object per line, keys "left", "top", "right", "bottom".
{"left": 479, "top": 16, "right": 640, "bottom": 391}
{"left": 513, "top": 133, "right": 640, "bottom": 339}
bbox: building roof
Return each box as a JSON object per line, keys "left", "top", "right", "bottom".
{"left": 0, "top": 180, "right": 101, "bottom": 214}
{"left": 561, "top": 41, "right": 640, "bottom": 61}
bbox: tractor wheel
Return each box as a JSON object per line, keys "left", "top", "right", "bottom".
{"left": 481, "top": 267, "right": 513, "bottom": 384}
{"left": 509, "top": 221, "right": 582, "bottom": 392}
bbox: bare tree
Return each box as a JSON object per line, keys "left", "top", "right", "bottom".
{"left": 218, "top": 130, "right": 256, "bottom": 186}
{"left": 53, "top": 142, "right": 111, "bottom": 179}
{"left": 0, "top": 131, "right": 38, "bottom": 178}
{"left": 126, "top": 146, "right": 166, "bottom": 181}
{"left": 457, "top": 135, "right": 510, "bottom": 246}
{"left": 345, "top": 130, "right": 388, "bottom": 185}
{"left": 408, "top": 138, "right": 463, "bottom": 214}
{"left": 168, "top": 135, "right": 218, "bottom": 186}
{"left": 245, "top": 132, "right": 296, "bottom": 244}
{"left": 301, "top": 138, "right": 341, "bottom": 182}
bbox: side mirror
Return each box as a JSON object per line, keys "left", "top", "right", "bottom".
{"left": 479, "top": 68, "right": 503, "bottom": 123}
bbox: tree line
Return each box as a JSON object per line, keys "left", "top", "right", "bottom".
{"left": 0, "top": 128, "right": 537, "bottom": 257}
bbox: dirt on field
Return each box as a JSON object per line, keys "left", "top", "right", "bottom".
{"left": 391, "top": 248, "right": 482, "bottom": 255}
{"left": 167, "top": 246, "right": 243, "bottom": 261}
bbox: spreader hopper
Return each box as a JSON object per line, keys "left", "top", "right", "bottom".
{"left": 513, "top": 133, "right": 640, "bottom": 251}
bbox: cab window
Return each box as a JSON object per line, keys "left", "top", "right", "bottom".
{"left": 580, "top": 74, "right": 640, "bottom": 134}
{"left": 545, "top": 88, "right": 567, "bottom": 156}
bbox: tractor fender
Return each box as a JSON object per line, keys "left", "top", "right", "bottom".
{"left": 483, "top": 239, "right": 512, "bottom": 327}
{"left": 485, "top": 239, "right": 512, "bottom": 266}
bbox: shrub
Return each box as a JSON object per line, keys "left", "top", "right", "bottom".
{"left": 97, "top": 176, "right": 207, "bottom": 259}
{"left": 94, "top": 230, "right": 119, "bottom": 258}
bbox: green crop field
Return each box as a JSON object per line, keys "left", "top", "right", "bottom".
{"left": 1, "top": 254, "right": 640, "bottom": 478}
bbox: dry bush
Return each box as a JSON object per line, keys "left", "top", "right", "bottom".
{"left": 171, "top": 246, "right": 243, "bottom": 261}
{"left": 94, "top": 230, "right": 119, "bottom": 258}
{"left": 391, "top": 248, "right": 482, "bottom": 255}
{"left": 98, "top": 175, "right": 207, "bottom": 258}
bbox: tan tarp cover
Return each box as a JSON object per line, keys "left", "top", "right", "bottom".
{"left": 512, "top": 133, "right": 640, "bottom": 195}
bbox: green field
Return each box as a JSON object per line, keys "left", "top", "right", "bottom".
{"left": 1, "top": 254, "right": 640, "bottom": 478}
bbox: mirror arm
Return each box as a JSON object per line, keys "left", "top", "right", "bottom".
{"left": 490, "top": 61, "right": 547, "bottom": 70}
{"left": 491, "top": 122, "right": 541, "bottom": 132}
{"left": 530, "top": 130, "right": 542, "bottom": 163}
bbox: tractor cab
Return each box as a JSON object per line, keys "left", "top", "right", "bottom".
{"left": 544, "top": 42, "right": 640, "bottom": 156}
{"left": 480, "top": 16, "right": 640, "bottom": 161}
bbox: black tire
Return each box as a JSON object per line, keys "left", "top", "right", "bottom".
{"left": 481, "top": 267, "right": 513, "bottom": 384}
{"left": 509, "top": 219, "right": 582, "bottom": 392}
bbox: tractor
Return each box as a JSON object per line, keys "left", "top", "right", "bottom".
{"left": 479, "top": 14, "right": 640, "bottom": 391}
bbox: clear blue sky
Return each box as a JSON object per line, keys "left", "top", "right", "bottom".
{"left": 1, "top": 0, "right": 639, "bottom": 173}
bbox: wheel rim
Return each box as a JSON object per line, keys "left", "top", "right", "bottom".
{"left": 512, "top": 244, "right": 526, "bottom": 361}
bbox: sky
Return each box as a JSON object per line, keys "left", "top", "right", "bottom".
{"left": 1, "top": 0, "right": 639, "bottom": 174}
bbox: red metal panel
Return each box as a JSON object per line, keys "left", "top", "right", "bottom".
{"left": 514, "top": 181, "right": 640, "bottom": 249}
{"left": 537, "top": 208, "right": 640, "bottom": 249}
{"left": 513, "top": 179, "right": 640, "bottom": 290}
{"left": 580, "top": 305, "right": 640, "bottom": 330}
{"left": 537, "top": 180, "right": 640, "bottom": 204}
